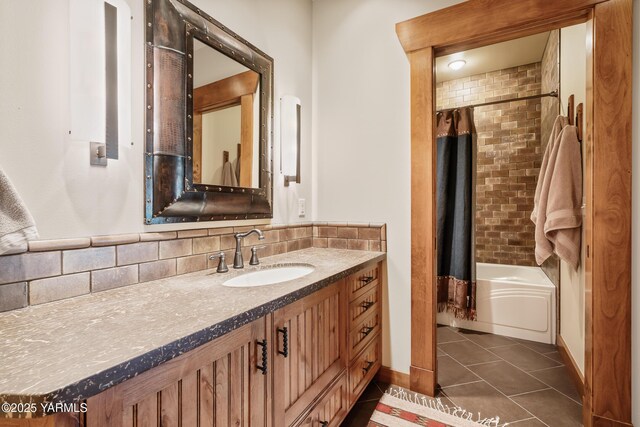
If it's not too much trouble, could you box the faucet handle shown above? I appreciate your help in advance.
[209,252,229,273]
[249,246,265,266]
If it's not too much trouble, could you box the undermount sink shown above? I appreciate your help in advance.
[222,264,315,287]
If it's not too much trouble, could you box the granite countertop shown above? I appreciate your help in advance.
[0,248,385,417]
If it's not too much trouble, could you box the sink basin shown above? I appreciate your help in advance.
[222,264,315,287]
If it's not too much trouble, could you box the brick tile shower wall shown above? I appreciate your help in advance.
[436,62,543,266]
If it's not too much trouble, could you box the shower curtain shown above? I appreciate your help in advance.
[436,107,477,320]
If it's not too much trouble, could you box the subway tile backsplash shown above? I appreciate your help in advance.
[0,222,386,312]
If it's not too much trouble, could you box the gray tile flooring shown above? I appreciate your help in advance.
[341,326,583,427]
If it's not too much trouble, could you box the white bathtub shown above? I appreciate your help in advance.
[437,263,556,344]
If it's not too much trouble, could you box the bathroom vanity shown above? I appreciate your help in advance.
[0,248,384,426]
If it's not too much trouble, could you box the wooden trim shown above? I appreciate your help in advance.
[397,0,633,424]
[239,94,254,187]
[396,0,603,54]
[591,416,634,427]
[376,366,410,389]
[408,46,437,398]
[585,1,633,425]
[556,334,585,399]
[193,70,259,113]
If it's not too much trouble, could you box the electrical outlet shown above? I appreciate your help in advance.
[297,199,306,217]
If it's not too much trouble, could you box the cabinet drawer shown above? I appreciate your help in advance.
[349,333,381,405]
[347,263,380,301]
[294,373,349,427]
[349,285,380,330]
[349,310,380,360]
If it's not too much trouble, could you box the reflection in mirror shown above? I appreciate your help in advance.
[192,40,260,188]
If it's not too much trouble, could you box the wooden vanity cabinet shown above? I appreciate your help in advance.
[85,316,271,427]
[27,261,383,427]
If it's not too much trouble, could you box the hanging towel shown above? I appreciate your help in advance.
[543,124,583,269]
[0,169,39,255]
[531,116,568,264]
[221,161,238,187]
[531,116,582,269]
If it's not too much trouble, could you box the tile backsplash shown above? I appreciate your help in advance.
[0,222,386,312]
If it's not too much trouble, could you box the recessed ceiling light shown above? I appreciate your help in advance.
[448,59,466,70]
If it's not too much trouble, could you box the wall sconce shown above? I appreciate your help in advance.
[280,96,301,186]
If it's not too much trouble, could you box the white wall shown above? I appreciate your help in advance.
[0,0,313,240]
[201,106,241,185]
[312,0,463,373]
[632,1,639,425]
[558,23,587,374]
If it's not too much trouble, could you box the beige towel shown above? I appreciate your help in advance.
[531,116,582,269]
[221,161,238,187]
[532,116,567,264]
[0,169,39,255]
[544,125,582,268]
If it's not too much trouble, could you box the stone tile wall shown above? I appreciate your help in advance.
[0,222,386,312]
[436,62,543,266]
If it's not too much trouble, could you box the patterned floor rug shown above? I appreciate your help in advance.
[368,386,507,427]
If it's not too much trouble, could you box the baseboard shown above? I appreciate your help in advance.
[556,334,585,399]
[376,366,410,388]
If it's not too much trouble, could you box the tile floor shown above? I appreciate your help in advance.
[341,326,582,427]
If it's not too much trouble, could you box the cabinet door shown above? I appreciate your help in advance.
[86,316,270,427]
[294,374,349,427]
[273,281,347,427]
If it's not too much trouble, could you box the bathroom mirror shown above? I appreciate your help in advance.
[145,0,273,224]
[192,40,260,188]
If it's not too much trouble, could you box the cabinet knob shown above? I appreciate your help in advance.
[319,421,329,427]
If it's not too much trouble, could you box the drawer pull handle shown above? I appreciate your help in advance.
[319,421,329,427]
[362,360,375,374]
[360,276,374,284]
[361,326,374,337]
[277,327,289,357]
[361,301,375,310]
[256,339,267,375]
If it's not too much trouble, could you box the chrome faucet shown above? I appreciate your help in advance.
[233,229,264,268]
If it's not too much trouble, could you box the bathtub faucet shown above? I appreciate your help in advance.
[233,229,264,269]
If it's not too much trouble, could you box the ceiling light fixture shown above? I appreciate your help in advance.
[448,59,466,70]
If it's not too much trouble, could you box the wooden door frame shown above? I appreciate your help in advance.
[396,0,633,425]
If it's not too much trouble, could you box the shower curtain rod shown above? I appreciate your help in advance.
[437,89,559,113]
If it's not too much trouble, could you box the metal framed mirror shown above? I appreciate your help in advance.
[144,0,273,224]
